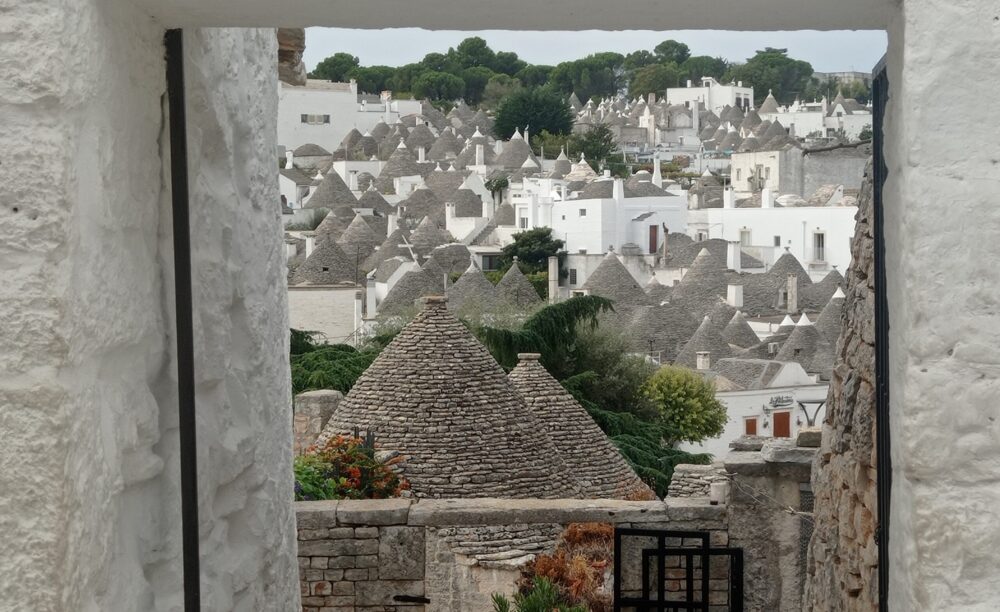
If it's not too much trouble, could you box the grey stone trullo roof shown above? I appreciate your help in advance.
[508,353,654,499]
[375,144,424,193]
[645,276,673,304]
[340,128,363,151]
[800,268,845,311]
[627,302,700,362]
[494,202,516,226]
[668,249,730,318]
[398,188,445,225]
[408,216,457,259]
[707,298,738,329]
[370,120,391,141]
[318,297,584,498]
[405,123,437,151]
[293,143,331,157]
[722,310,760,348]
[290,238,359,286]
[335,214,380,265]
[427,129,463,161]
[426,243,472,276]
[813,292,846,345]
[495,261,542,308]
[423,169,469,201]
[374,256,408,283]
[364,213,389,241]
[376,269,443,316]
[757,91,780,114]
[661,238,762,270]
[453,133,497,169]
[363,228,412,272]
[496,132,540,170]
[446,263,500,314]
[353,134,379,160]
[313,204,358,244]
[712,358,784,391]
[304,169,358,210]
[581,252,649,308]
[775,316,822,370]
[357,187,393,215]
[675,314,734,369]
[449,188,485,218]
[769,251,813,286]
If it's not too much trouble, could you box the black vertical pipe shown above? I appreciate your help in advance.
[165,28,201,612]
[872,56,891,612]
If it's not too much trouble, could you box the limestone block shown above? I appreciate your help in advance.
[760,439,818,465]
[796,427,822,448]
[337,499,412,525]
[408,498,668,526]
[729,435,766,451]
[379,526,426,580]
[294,390,344,454]
[354,580,425,606]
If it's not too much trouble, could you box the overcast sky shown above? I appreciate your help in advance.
[304,28,887,74]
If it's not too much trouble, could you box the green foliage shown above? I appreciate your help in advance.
[348,65,395,93]
[629,63,683,98]
[515,65,554,88]
[476,295,614,370]
[681,55,729,82]
[484,174,510,197]
[492,577,587,612]
[309,52,359,81]
[290,344,379,395]
[455,36,496,69]
[482,74,523,110]
[802,77,871,105]
[623,50,657,73]
[494,88,574,139]
[290,328,324,356]
[643,366,728,445]
[461,66,495,105]
[411,71,465,101]
[498,227,565,275]
[726,47,813,105]
[493,51,528,76]
[858,124,873,141]
[530,130,572,159]
[654,39,691,65]
[293,433,408,501]
[549,53,624,102]
[572,124,619,172]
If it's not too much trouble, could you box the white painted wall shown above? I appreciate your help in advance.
[288,287,360,343]
[730,150,782,192]
[703,205,857,276]
[0,8,298,609]
[551,192,687,255]
[678,382,829,458]
[666,77,755,114]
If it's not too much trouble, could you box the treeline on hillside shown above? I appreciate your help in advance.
[310,38,871,113]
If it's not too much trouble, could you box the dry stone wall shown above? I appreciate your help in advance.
[295,498,730,612]
[803,161,878,610]
[667,463,728,498]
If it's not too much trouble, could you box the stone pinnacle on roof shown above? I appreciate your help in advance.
[318,297,584,498]
[775,314,822,370]
[758,90,780,115]
[675,314,733,369]
[776,315,796,333]
[814,291,846,344]
[336,214,380,264]
[408,215,456,259]
[304,168,358,210]
[669,248,729,316]
[357,186,393,215]
[508,353,654,499]
[495,258,543,309]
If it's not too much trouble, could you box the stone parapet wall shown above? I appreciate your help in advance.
[667,463,728,497]
[803,161,877,610]
[293,389,342,454]
[296,498,729,612]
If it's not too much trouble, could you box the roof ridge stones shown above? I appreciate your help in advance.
[408,216,457,259]
[363,228,412,272]
[495,260,542,308]
[304,169,358,209]
[289,238,358,286]
[376,268,442,316]
[508,353,654,499]
[722,310,760,348]
[318,297,585,498]
[675,314,733,369]
[580,251,648,307]
[335,214,380,264]
[446,263,499,315]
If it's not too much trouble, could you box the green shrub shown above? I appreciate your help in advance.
[294,433,408,501]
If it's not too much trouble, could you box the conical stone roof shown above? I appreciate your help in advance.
[775,315,821,369]
[318,297,584,498]
[722,311,760,348]
[446,263,500,314]
[769,251,812,287]
[580,252,649,308]
[497,130,540,170]
[375,143,424,193]
[305,169,358,210]
[363,228,412,272]
[376,269,442,316]
[449,187,484,218]
[758,91,780,114]
[675,315,733,369]
[408,216,456,259]
[707,299,738,329]
[336,214,380,264]
[645,275,673,304]
[290,239,358,286]
[354,133,379,159]
[509,354,654,499]
[495,261,542,309]
[669,249,729,317]
[370,121,391,141]
[427,129,462,161]
[627,302,700,362]
[426,243,472,276]
[399,187,445,224]
[357,186,394,215]
[453,130,497,169]
[405,123,437,151]
[814,290,846,344]
[340,128,363,151]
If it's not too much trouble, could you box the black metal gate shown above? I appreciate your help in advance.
[613,528,743,612]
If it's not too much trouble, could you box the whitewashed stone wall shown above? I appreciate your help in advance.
[0,2,297,609]
[667,463,728,498]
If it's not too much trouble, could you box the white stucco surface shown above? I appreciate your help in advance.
[288,286,360,344]
[0,4,298,609]
[885,2,1000,609]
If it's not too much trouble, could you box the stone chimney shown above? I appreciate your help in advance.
[547,256,559,304]
[723,187,734,209]
[349,170,358,191]
[353,290,364,343]
[786,274,798,314]
[612,178,624,203]
[727,241,742,273]
[762,187,773,209]
[285,150,294,169]
[652,154,663,188]
[417,146,426,163]
[475,144,484,166]
[696,351,711,370]
[727,284,744,308]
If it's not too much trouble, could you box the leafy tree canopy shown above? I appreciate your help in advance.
[642,366,728,445]
[515,64,554,88]
[549,53,624,102]
[460,66,495,105]
[481,74,523,110]
[455,36,496,69]
[493,51,528,76]
[573,124,619,172]
[348,65,395,94]
[493,87,574,139]
[411,71,465,102]
[623,50,658,74]
[725,47,813,105]
[680,56,729,83]
[653,40,691,65]
[309,52,359,82]
[629,63,683,99]
[498,227,566,276]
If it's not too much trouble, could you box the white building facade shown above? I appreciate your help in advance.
[665,77,755,114]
